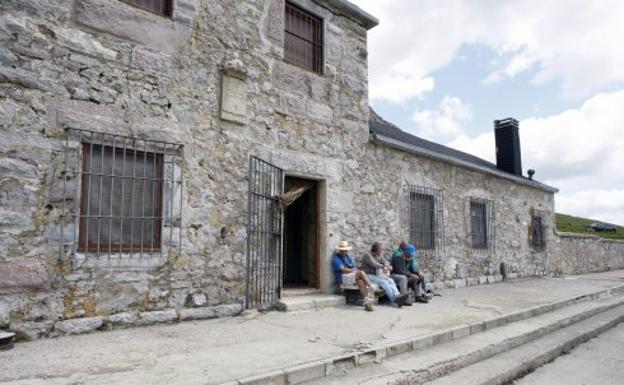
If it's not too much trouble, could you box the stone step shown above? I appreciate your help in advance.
[424,305,624,385]
[304,296,624,385]
[232,289,624,385]
[276,294,346,312]
[281,288,322,297]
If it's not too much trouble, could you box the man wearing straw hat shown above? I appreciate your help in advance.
[331,240,375,311]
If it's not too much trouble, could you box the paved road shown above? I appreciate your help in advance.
[1,271,623,385]
[513,322,624,385]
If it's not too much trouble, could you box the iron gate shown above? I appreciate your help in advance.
[246,156,284,309]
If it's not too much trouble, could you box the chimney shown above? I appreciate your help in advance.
[494,117,522,176]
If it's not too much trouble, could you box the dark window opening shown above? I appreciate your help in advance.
[284,2,323,74]
[78,143,164,253]
[531,215,545,250]
[470,200,488,249]
[410,192,435,250]
[119,0,173,17]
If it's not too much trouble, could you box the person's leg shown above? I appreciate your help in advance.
[391,274,408,295]
[407,275,418,292]
[355,275,368,297]
[355,270,373,287]
[417,271,428,293]
[384,277,400,300]
[377,276,398,302]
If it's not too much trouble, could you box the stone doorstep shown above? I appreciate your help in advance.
[228,285,624,385]
[276,294,346,312]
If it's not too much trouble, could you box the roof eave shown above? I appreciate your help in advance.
[371,133,559,194]
[325,0,379,29]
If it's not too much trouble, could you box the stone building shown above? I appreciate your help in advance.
[0,0,622,337]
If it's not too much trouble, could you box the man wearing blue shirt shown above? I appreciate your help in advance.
[331,240,375,311]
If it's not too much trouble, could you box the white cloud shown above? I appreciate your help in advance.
[446,90,624,224]
[411,96,473,142]
[352,0,624,102]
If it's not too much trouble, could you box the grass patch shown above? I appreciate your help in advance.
[556,213,624,239]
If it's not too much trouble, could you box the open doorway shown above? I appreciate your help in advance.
[283,176,319,289]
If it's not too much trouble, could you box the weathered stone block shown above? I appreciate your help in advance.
[9,321,52,340]
[54,317,103,335]
[138,309,177,325]
[0,64,58,92]
[0,302,9,326]
[213,303,243,317]
[0,260,50,291]
[179,307,216,321]
[308,101,333,123]
[221,72,248,125]
[108,312,139,327]
[74,0,192,54]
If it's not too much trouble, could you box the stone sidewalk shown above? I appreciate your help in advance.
[1,271,624,385]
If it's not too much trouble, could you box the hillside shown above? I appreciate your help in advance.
[556,213,624,239]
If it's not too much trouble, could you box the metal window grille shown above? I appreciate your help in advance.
[284,2,323,74]
[531,215,545,250]
[59,128,183,260]
[119,0,173,17]
[470,198,495,251]
[408,185,443,254]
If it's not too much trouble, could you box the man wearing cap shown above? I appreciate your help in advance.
[361,242,410,307]
[392,243,429,303]
[331,241,375,311]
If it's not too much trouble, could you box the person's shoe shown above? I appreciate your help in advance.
[395,293,409,308]
[364,299,374,311]
[415,295,429,303]
[403,299,413,306]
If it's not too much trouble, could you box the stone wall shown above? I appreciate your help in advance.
[549,233,624,275]
[0,0,373,337]
[1,0,620,339]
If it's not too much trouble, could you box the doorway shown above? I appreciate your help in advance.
[283,176,319,289]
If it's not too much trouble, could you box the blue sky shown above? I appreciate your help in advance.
[351,0,624,225]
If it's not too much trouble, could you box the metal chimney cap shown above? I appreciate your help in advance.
[494,117,519,128]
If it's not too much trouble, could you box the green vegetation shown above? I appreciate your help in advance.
[556,213,624,239]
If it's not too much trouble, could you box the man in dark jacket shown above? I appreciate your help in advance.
[391,243,429,303]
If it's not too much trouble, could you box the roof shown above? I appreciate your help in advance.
[369,109,559,193]
[325,0,379,30]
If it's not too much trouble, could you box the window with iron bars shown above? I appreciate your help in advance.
[59,128,183,260]
[469,198,495,251]
[530,214,545,250]
[119,0,173,17]
[284,2,323,74]
[409,186,443,253]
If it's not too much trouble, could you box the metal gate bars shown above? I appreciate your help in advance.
[246,156,284,309]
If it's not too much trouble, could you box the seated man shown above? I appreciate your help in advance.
[361,242,409,307]
[391,243,429,303]
[331,241,375,311]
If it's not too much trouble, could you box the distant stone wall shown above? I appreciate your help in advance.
[549,233,624,275]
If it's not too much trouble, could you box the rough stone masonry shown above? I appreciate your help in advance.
[0,0,623,339]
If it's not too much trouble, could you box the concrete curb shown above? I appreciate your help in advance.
[228,284,624,385]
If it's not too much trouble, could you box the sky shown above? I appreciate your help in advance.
[350,0,624,225]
